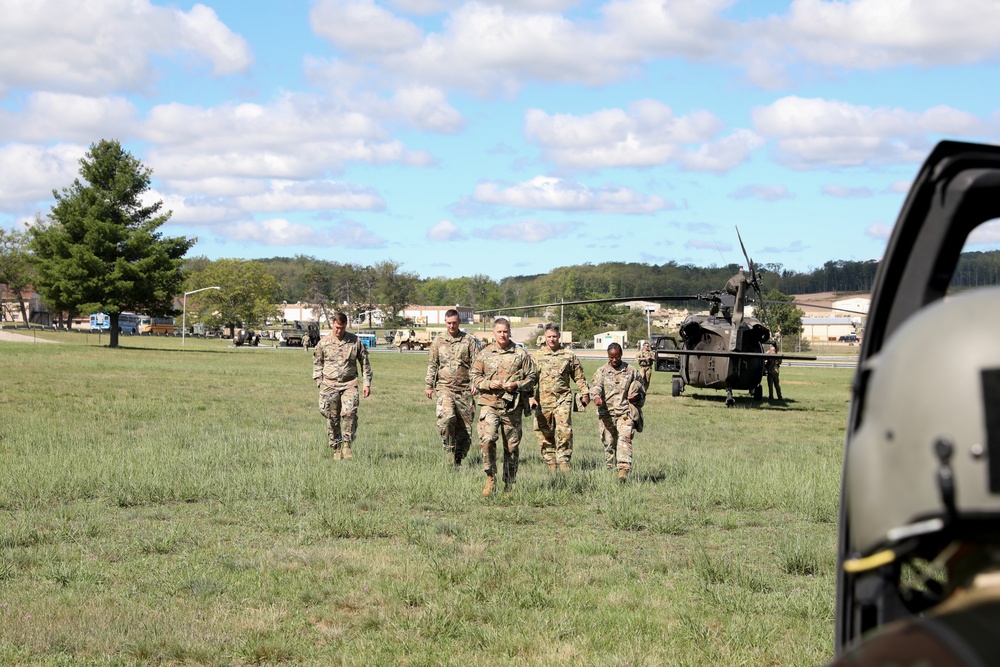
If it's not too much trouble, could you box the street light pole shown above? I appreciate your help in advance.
[182,286,221,347]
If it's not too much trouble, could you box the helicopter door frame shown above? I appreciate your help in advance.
[836,140,1000,654]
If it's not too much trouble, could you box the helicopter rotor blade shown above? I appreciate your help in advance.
[736,226,763,294]
[760,299,868,316]
[474,295,703,314]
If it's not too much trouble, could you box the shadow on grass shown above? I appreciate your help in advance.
[635,470,668,484]
[686,393,807,410]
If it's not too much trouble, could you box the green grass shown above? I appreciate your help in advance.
[0,333,849,665]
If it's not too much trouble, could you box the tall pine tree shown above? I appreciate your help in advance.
[30,140,194,347]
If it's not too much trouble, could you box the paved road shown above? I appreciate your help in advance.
[0,330,59,343]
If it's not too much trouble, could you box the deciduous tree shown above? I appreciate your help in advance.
[757,288,804,343]
[184,258,280,335]
[0,227,33,324]
[375,260,417,326]
[29,140,193,347]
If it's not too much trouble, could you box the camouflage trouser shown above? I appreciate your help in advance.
[766,368,781,399]
[598,411,635,472]
[318,382,360,451]
[640,366,652,390]
[478,405,523,485]
[436,389,475,462]
[533,400,574,465]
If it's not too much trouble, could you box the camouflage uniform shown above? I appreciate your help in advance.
[590,361,643,472]
[765,349,782,400]
[471,341,537,488]
[425,330,479,464]
[531,345,588,467]
[636,348,654,389]
[312,332,373,455]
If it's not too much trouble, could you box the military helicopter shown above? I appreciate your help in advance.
[476,230,816,407]
[835,140,1000,656]
[650,231,817,405]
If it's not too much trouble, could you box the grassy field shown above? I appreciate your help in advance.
[0,333,850,666]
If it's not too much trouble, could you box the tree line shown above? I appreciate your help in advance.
[4,138,1000,348]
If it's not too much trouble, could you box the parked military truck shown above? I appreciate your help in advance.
[280,321,320,348]
[389,328,438,350]
[535,330,573,347]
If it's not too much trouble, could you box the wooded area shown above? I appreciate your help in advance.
[238,251,999,312]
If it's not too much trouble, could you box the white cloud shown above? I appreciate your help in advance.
[175,4,255,75]
[601,0,736,59]
[887,180,912,194]
[0,93,139,143]
[141,94,433,181]
[677,129,764,172]
[822,185,874,198]
[397,4,629,92]
[865,223,893,240]
[729,184,793,202]
[752,96,993,168]
[473,176,672,214]
[161,177,271,197]
[145,190,244,226]
[761,240,809,254]
[968,220,1000,246]
[219,218,386,248]
[0,0,251,97]
[391,86,464,133]
[687,239,732,251]
[427,220,467,241]
[234,181,385,213]
[311,0,424,55]
[783,0,1000,70]
[734,0,1000,86]
[473,220,575,243]
[0,143,86,209]
[309,0,739,96]
[525,101,759,172]
[149,180,385,225]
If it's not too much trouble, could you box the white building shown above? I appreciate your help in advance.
[802,317,855,342]
[280,302,322,324]
[594,330,628,349]
[399,305,474,325]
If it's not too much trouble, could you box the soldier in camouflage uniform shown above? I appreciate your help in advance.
[470,318,538,496]
[528,323,588,472]
[590,342,644,483]
[764,341,782,400]
[425,309,479,467]
[636,342,654,390]
[312,312,373,460]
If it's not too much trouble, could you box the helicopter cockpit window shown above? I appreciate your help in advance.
[947,218,1000,295]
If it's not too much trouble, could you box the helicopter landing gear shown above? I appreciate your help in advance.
[725,387,736,408]
[671,377,683,397]
[752,385,763,401]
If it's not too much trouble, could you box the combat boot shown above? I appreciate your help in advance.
[558,461,571,472]
[617,468,628,483]
[547,461,557,472]
[445,449,456,466]
[332,450,343,461]
[482,474,496,497]
[342,444,353,459]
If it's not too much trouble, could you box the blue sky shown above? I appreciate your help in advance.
[2,0,1000,281]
